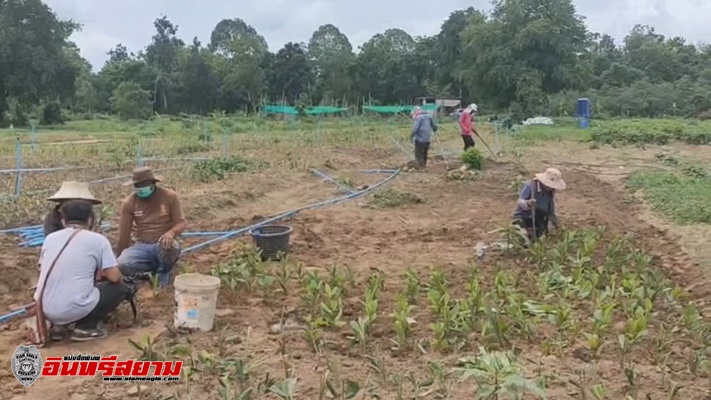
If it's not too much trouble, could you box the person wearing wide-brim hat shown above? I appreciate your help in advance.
[44,182,101,237]
[116,166,186,287]
[512,167,566,241]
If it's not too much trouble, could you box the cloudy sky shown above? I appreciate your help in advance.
[46,0,710,71]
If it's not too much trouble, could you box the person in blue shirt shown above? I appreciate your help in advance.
[512,168,565,240]
[410,107,438,169]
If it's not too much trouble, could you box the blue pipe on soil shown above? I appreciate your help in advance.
[310,169,355,194]
[0,168,400,253]
[182,231,232,237]
[358,169,400,174]
[0,308,28,324]
[0,166,92,174]
[139,157,210,162]
[181,168,400,255]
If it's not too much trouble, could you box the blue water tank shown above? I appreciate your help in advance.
[576,98,590,129]
[576,98,590,119]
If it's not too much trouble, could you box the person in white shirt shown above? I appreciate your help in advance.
[34,200,127,342]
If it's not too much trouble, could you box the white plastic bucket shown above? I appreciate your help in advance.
[173,273,221,332]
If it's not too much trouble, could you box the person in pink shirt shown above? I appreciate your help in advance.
[458,103,478,150]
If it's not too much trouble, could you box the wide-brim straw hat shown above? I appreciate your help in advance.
[47,181,101,204]
[535,168,566,191]
[123,166,163,186]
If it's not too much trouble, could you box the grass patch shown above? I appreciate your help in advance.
[191,156,260,182]
[510,122,592,144]
[461,148,485,170]
[592,119,711,145]
[367,189,423,208]
[627,168,711,224]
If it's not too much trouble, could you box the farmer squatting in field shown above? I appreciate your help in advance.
[35,199,129,342]
[410,106,438,169]
[116,167,187,287]
[512,168,565,241]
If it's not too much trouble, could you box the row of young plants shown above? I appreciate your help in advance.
[133,227,709,399]
[590,119,711,145]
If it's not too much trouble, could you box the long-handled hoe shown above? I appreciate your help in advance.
[433,132,452,171]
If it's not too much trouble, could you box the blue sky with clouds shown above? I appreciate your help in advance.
[45,0,711,71]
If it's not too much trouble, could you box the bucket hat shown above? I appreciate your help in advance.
[123,166,163,186]
[47,182,101,204]
[535,168,566,191]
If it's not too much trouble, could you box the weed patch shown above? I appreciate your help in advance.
[627,168,711,224]
[191,156,261,182]
[367,189,423,208]
[460,148,485,170]
[592,119,711,145]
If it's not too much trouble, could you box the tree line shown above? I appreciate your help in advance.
[2,0,711,126]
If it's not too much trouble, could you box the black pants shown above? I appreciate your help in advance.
[462,135,475,150]
[75,281,129,329]
[414,141,430,168]
[513,215,548,240]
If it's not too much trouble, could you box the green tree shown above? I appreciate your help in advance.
[265,42,314,103]
[0,0,82,125]
[144,16,185,112]
[308,24,354,104]
[110,81,152,120]
[209,18,268,111]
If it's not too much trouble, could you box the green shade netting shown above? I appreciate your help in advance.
[363,104,440,113]
[262,105,348,115]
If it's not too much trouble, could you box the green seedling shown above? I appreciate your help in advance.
[456,347,546,399]
[348,317,369,352]
[300,271,323,313]
[274,257,293,295]
[590,383,607,400]
[129,335,165,361]
[403,267,421,303]
[392,293,415,351]
[269,378,298,400]
[303,315,323,353]
[583,332,605,359]
[318,283,344,327]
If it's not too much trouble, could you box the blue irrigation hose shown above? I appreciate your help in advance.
[310,169,355,194]
[0,308,29,324]
[139,157,210,162]
[182,231,232,237]
[1,168,400,254]
[17,223,111,247]
[180,168,400,255]
[0,166,92,174]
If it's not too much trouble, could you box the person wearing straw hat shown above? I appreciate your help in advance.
[44,182,101,236]
[116,167,186,287]
[512,168,565,241]
[459,103,478,151]
[410,106,438,169]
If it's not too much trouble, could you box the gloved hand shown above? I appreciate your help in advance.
[520,198,536,210]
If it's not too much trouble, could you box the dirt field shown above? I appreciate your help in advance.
[0,127,709,400]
